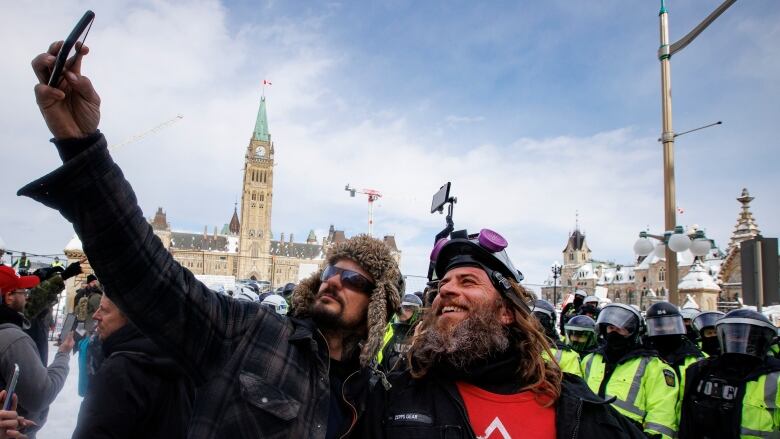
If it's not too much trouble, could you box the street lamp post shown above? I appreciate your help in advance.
[657,0,736,305]
[551,262,562,308]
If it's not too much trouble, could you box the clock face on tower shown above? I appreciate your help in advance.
[255,146,266,158]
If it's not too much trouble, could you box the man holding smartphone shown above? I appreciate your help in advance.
[25,41,403,438]
[0,266,73,438]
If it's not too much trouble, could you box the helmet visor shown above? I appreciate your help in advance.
[692,312,723,331]
[565,328,596,351]
[717,323,775,357]
[596,306,638,334]
[647,315,686,337]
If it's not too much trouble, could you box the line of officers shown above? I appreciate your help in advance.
[532,293,780,439]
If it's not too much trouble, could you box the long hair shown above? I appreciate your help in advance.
[407,280,562,405]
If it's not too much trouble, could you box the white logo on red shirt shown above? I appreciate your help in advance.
[478,417,512,439]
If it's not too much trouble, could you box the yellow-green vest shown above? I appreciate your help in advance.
[674,353,707,423]
[543,347,582,377]
[376,322,395,365]
[581,352,679,439]
[740,370,780,438]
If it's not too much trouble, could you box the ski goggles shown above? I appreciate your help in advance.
[321,265,374,294]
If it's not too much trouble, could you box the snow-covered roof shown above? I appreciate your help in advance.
[64,234,83,252]
[596,265,635,285]
[574,263,598,280]
[678,262,721,292]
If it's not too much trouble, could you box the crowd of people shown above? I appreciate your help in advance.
[0,40,778,439]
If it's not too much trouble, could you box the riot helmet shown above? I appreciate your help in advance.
[596,303,642,338]
[531,299,557,340]
[692,311,725,333]
[583,296,599,306]
[432,228,530,312]
[645,302,686,337]
[564,315,597,354]
[281,283,296,300]
[716,309,777,359]
[680,307,701,321]
[261,294,289,315]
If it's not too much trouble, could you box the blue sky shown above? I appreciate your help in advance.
[1,0,778,289]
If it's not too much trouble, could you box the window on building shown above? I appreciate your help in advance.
[251,243,259,258]
[659,268,666,282]
[569,252,574,261]
[260,193,264,202]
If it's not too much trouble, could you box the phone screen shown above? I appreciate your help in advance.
[2,364,20,411]
[430,182,451,213]
[59,313,77,343]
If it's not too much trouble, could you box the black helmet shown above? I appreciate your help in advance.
[596,303,642,338]
[716,309,777,359]
[645,302,685,337]
[692,311,724,332]
[431,228,530,311]
[531,299,557,339]
[282,283,296,300]
[564,315,597,353]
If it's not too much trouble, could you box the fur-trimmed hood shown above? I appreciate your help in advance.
[291,235,402,367]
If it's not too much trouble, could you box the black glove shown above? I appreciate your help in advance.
[33,266,64,282]
[62,261,83,281]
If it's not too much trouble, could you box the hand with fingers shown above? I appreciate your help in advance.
[31,41,100,140]
[0,390,29,439]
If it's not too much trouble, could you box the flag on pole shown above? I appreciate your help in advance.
[263,80,272,85]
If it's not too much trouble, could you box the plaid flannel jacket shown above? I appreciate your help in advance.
[19,135,336,438]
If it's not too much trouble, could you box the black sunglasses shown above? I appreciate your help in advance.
[321,265,374,294]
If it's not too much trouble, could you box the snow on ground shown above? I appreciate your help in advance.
[36,342,81,439]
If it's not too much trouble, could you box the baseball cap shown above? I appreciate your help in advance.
[0,265,40,296]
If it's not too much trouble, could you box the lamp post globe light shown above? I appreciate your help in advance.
[656,0,736,305]
[551,261,562,308]
[633,226,712,303]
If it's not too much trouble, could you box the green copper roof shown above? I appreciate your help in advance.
[253,97,270,142]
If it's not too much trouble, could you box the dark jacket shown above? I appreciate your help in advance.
[19,133,366,438]
[360,370,646,438]
[72,323,195,438]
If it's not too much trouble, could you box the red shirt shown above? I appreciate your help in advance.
[456,381,556,439]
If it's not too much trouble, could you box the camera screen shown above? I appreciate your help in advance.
[430,182,451,213]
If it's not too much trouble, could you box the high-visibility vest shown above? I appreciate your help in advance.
[376,322,395,365]
[581,352,679,439]
[671,353,707,423]
[740,370,780,438]
[543,346,582,377]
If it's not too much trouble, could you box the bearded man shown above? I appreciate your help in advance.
[361,228,644,438]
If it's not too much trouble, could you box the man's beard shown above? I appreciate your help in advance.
[308,292,366,361]
[410,299,511,372]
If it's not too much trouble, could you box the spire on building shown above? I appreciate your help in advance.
[727,188,761,251]
[151,207,170,231]
[307,230,318,244]
[253,96,270,142]
[229,203,240,235]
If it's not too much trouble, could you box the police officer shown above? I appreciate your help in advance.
[679,309,780,438]
[560,289,586,334]
[532,299,583,377]
[645,302,706,418]
[377,293,423,371]
[580,295,600,320]
[692,311,725,358]
[564,314,599,357]
[581,303,679,438]
[679,307,701,344]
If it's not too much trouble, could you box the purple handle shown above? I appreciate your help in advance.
[430,238,448,261]
[478,229,507,252]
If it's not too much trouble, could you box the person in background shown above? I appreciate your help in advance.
[644,302,706,420]
[559,289,586,334]
[49,258,63,269]
[579,295,600,320]
[563,315,599,357]
[532,299,583,377]
[0,266,73,438]
[581,303,679,438]
[679,308,701,344]
[11,254,31,277]
[678,309,780,438]
[72,295,195,438]
[692,311,724,358]
[377,293,422,371]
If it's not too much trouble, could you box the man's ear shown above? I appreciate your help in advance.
[499,305,515,325]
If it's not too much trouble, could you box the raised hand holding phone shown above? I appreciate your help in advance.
[31,11,100,140]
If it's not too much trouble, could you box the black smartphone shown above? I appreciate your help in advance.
[59,313,77,344]
[430,182,451,213]
[2,364,20,411]
[48,10,95,87]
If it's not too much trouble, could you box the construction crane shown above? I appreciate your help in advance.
[345,184,382,237]
[110,114,184,150]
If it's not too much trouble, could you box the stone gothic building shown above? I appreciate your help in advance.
[540,189,767,311]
